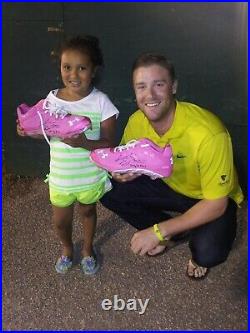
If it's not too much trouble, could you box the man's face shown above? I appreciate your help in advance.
[133,64,177,123]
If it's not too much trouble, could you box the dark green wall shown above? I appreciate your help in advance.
[3,2,247,193]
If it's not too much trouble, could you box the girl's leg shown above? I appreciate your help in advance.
[78,203,99,275]
[52,204,74,258]
[78,203,97,257]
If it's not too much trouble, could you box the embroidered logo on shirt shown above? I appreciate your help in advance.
[219,174,229,185]
[176,153,186,159]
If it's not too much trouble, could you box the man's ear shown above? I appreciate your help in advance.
[172,80,178,94]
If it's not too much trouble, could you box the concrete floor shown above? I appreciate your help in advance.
[3,176,248,330]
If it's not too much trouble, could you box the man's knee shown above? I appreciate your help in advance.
[190,243,233,268]
[100,190,115,210]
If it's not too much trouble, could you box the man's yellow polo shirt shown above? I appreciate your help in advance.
[121,101,244,205]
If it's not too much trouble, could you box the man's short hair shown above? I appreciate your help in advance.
[132,53,176,82]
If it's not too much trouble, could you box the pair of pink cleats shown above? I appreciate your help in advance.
[17,100,173,179]
[17,99,91,141]
[90,138,173,179]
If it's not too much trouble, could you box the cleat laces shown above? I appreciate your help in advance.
[114,139,150,152]
[38,100,71,145]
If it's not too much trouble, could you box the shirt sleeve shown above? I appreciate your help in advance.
[100,94,119,122]
[120,116,139,144]
[198,132,235,200]
[120,111,145,144]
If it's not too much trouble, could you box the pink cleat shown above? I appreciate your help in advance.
[17,99,91,143]
[90,138,173,179]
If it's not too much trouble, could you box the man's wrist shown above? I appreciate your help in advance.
[153,223,171,243]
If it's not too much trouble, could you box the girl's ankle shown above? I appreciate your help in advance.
[82,246,94,258]
[62,246,73,259]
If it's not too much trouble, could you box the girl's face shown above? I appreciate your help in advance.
[60,49,96,98]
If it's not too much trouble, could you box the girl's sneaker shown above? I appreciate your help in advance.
[80,254,100,275]
[55,255,73,274]
[17,99,91,141]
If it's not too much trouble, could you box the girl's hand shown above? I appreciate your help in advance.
[111,172,141,182]
[16,120,26,137]
[62,132,88,148]
[16,120,44,139]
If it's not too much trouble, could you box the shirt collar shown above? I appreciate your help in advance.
[161,100,187,140]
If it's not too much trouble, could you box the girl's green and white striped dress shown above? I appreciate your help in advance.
[46,88,119,193]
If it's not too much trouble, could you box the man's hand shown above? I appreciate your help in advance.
[111,172,141,182]
[130,227,160,255]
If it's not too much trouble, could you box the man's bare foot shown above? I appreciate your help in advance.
[186,259,208,279]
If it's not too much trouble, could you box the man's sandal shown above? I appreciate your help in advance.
[186,259,208,280]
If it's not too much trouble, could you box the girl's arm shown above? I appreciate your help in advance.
[62,115,117,149]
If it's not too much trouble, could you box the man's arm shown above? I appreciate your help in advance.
[130,196,228,255]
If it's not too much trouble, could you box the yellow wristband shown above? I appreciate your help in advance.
[153,224,164,242]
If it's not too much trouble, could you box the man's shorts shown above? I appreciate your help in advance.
[49,180,111,207]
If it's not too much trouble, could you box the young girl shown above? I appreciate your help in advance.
[17,35,119,275]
